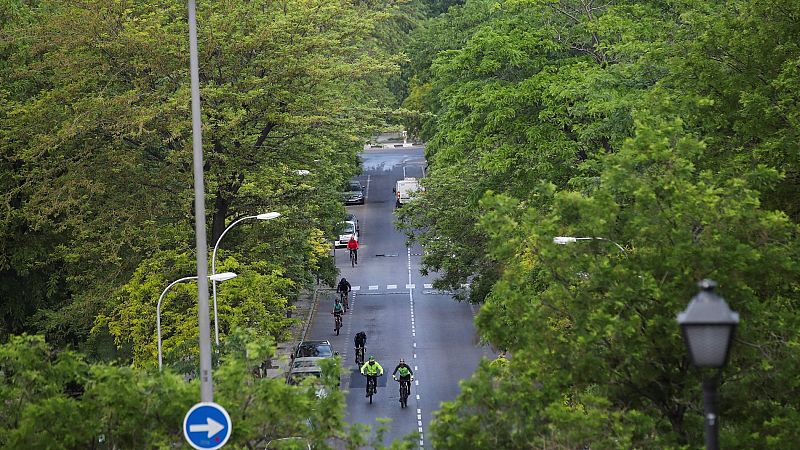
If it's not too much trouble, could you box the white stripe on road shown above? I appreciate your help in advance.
[369,285,378,290]
[387,284,397,290]
[406,284,415,289]
[351,286,360,291]
[424,283,432,289]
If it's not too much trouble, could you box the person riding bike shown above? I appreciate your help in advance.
[392,358,414,394]
[360,356,383,396]
[332,299,344,331]
[354,331,367,349]
[354,331,367,363]
[337,277,351,308]
[392,358,414,407]
[347,236,359,264]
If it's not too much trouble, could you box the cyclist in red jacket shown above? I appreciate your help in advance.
[347,236,359,265]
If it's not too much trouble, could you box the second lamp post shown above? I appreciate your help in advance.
[211,212,281,347]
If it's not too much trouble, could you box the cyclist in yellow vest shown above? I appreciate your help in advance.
[360,356,384,396]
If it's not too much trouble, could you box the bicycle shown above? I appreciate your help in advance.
[333,312,342,335]
[355,346,365,366]
[339,290,349,312]
[349,248,357,267]
[394,375,413,408]
[365,374,377,404]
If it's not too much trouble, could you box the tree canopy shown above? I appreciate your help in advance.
[399,0,800,447]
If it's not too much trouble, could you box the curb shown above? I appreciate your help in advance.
[300,286,320,343]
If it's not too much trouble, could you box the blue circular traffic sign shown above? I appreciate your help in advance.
[183,402,232,450]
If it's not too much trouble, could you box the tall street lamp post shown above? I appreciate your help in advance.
[211,212,281,347]
[157,272,238,371]
[186,0,215,403]
[677,279,740,450]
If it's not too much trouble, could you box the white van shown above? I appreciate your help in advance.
[394,177,420,207]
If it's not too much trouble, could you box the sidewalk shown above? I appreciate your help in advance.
[265,286,321,379]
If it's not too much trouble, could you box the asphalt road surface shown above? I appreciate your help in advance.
[304,146,490,448]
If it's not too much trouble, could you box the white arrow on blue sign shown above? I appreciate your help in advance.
[183,402,232,450]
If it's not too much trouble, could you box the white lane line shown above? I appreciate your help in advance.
[415,366,418,371]
[406,284,415,289]
[415,379,419,385]
[387,284,397,290]
[369,285,378,290]
[351,286,361,291]
[365,174,371,200]
[416,394,420,400]
[418,414,422,420]
[418,421,422,426]
[413,353,417,358]
[413,342,416,348]
[418,427,423,433]
[424,283,432,289]
[412,332,415,337]
[417,408,421,413]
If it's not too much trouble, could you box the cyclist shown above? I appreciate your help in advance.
[360,356,384,396]
[392,358,414,402]
[337,277,351,309]
[332,299,344,331]
[347,236,359,265]
[354,331,367,363]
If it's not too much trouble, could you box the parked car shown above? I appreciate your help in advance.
[345,213,360,233]
[292,340,335,359]
[334,220,359,247]
[342,180,365,205]
[288,340,337,397]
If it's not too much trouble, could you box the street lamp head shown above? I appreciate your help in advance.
[553,236,578,245]
[209,272,238,282]
[677,279,740,368]
[256,212,281,221]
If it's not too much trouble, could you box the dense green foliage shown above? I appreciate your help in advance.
[400,0,800,447]
[0,331,415,449]
[0,0,399,361]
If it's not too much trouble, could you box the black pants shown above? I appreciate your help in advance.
[365,375,377,393]
[349,248,358,263]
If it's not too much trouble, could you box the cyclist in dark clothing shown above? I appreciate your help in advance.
[354,331,367,349]
[337,278,351,295]
[354,331,367,365]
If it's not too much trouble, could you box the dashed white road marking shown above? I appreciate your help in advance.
[351,286,361,291]
[424,283,432,289]
[408,246,425,449]
[415,366,418,371]
[387,284,397,290]
[369,285,378,290]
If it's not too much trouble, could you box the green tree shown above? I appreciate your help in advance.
[0,0,399,353]
[1,331,408,449]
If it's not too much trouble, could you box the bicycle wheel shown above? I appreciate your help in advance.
[350,250,355,267]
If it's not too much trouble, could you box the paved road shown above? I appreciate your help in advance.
[304,146,490,448]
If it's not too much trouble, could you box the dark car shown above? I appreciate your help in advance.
[342,180,365,205]
[293,340,334,359]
